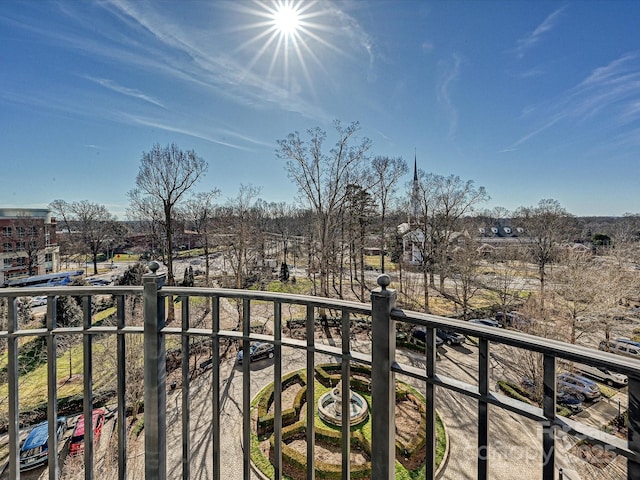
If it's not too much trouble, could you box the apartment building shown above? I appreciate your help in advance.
[0,208,60,286]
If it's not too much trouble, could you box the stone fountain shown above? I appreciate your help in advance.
[317,379,369,427]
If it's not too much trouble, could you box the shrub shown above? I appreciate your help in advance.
[497,381,533,404]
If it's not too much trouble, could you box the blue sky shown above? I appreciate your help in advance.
[1,0,639,218]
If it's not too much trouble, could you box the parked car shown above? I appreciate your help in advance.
[573,364,628,387]
[599,338,640,360]
[69,409,106,455]
[236,342,275,364]
[28,296,47,308]
[557,372,601,401]
[469,318,502,328]
[557,390,583,413]
[19,418,67,471]
[411,328,444,347]
[436,329,466,346]
[495,311,529,328]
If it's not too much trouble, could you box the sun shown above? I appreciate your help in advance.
[272,3,300,36]
[232,0,341,93]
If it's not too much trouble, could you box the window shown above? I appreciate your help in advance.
[2,226,12,237]
[29,226,37,236]
[3,243,13,252]
[3,258,13,267]
[15,241,26,251]
[45,253,53,262]
[17,227,26,237]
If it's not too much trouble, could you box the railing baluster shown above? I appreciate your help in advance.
[273,301,283,480]
[370,274,396,480]
[47,296,58,480]
[306,304,315,480]
[212,296,221,480]
[542,354,556,480]
[242,298,251,480]
[7,296,20,480]
[341,310,351,480]
[82,295,94,480]
[116,294,127,480]
[181,295,190,480]
[478,338,490,480]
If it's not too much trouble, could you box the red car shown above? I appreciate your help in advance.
[69,409,106,455]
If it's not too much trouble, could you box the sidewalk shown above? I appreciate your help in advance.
[575,390,627,430]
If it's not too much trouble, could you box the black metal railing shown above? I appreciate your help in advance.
[0,265,638,480]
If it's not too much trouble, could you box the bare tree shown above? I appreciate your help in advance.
[277,120,371,298]
[183,189,221,285]
[343,183,376,301]
[550,248,600,344]
[128,143,208,290]
[515,199,573,312]
[484,246,528,321]
[50,200,120,275]
[370,156,408,273]
[410,171,488,312]
[222,184,262,291]
[6,213,48,276]
[447,234,483,319]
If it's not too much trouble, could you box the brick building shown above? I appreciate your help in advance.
[0,208,60,286]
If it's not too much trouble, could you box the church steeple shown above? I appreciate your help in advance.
[410,150,420,226]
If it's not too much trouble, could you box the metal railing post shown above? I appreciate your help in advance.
[542,354,556,480]
[47,296,59,480]
[7,297,20,480]
[143,261,167,479]
[371,274,397,480]
[628,374,640,480]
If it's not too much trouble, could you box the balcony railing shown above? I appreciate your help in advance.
[0,264,639,479]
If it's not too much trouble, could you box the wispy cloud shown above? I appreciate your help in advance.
[503,52,640,151]
[119,113,256,152]
[514,6,567,59]
[437,54,462,140]
[84,76,165,108]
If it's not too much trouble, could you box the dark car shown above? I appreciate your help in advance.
[236,342,275,364]
[495,311,529,328]
[469,318,502,328]
[20,418,67,471]
[436,329,466,346]
[557,390,583,413]
[411,328,444,346]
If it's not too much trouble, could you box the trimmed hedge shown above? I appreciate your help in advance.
[315,363,372,393]
[272,422,371,479]
[257,371,306,435]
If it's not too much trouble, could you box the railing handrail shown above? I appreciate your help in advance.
[3,285,637,376]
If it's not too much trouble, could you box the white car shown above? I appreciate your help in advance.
[29,296,47,308]
[573,364,628,387]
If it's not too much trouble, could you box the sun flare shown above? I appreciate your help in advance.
[272,4,300,36]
